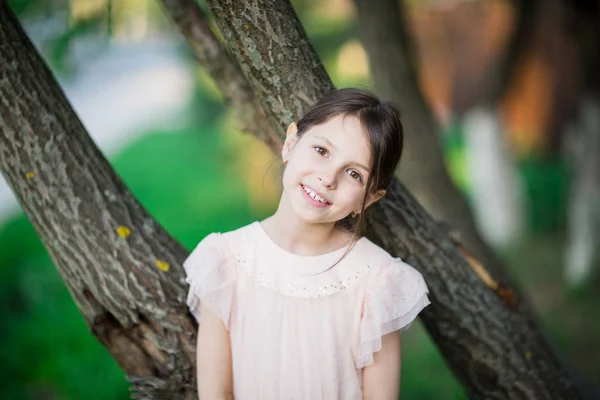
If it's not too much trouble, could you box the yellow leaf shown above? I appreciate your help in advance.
[116,226,131,238]
[25,172,35,179]
[525,351,532,359]
[156,259,170,272]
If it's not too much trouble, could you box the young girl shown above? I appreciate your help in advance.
[184,88,430,399]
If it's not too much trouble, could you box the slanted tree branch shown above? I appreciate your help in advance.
[0,4,197,399]
[159,0,282,150]
[0,0,591,398]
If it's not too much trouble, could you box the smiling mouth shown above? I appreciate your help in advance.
[301,184,331,205]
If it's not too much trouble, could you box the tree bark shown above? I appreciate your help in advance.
[0,0,592,399]
[0,4,197,399]
[202,0,588,398]
[158,0,281,151]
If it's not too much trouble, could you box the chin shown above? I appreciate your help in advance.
[294,206,346,226]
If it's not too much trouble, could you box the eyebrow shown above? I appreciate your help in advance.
[314,135,371,173]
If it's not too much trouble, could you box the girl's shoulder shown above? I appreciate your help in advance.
[354,237,428,295]
[354,240,431,368]
[199,221,257,249]
[184,222,257,272]
[183,224,258,327]
[349,236,395,273]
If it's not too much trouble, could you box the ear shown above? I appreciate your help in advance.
[363,189,386,210]
[282,122,299,164]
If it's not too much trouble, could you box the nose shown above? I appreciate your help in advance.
[318,170,336,189]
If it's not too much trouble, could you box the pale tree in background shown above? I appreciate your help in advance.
[446,0,527,249]
[558,0,600,287]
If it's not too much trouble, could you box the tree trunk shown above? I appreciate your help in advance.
[158,0,281,151]
[564,98,600,286]
[558,0,600,288]
[352,0,522,285]
[202,0,588,397]
[462,107,524,248]
[442,0,529,248]
[0,4,197,399]
[0,0,592,398]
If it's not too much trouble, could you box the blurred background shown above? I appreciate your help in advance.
[1,0,599,398]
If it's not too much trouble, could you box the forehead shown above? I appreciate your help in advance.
[304,114,372,164]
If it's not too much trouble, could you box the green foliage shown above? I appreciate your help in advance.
[0,218,130,399]
[112,127,258,245]
[441,121,469,192]
[519,155,571,234]
[7,0,67,16]
[400,323,467,399]
[50,14,109,73]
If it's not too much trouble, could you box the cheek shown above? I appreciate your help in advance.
[338,182,366,206]
[282,159,305,188]
[285,150,312,177]
[281,165,294,187]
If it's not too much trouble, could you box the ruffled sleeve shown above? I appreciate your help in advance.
[184,233,236,329]
[355,258,430,369]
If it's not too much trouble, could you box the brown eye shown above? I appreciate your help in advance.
[347,170,362,182]
[314,146,328,156]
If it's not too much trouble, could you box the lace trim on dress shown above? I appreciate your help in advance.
[355,259,430,369]
[223,226,379,298]
[184,233,236,328]
[229,242,374,298]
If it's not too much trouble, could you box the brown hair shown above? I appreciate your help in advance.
[292,88,404,269]
[295,88,403,235]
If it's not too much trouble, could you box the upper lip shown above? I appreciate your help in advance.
[302,184,331,204]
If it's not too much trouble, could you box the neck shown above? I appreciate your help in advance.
[261,194,349,256]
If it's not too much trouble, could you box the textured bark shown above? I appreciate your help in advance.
[158,0,281,151]
[0,0,592,398]
[0,4,197,399]
[206,0,335,133]
[203,0,588,398]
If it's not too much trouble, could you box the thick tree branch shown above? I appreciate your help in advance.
[0,4,197,399]
[1,0,592,398]
[158,0,282,151]
[202,0,587,397]
[491,0,538,103]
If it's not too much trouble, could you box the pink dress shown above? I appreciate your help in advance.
[184,221,430,399]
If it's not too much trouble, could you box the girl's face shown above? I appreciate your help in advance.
[281,114,384,225]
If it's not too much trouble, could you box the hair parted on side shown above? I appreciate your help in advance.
[294,87,404,238]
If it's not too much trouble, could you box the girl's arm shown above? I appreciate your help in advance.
[362,331,402,400]
[196,302,234,400]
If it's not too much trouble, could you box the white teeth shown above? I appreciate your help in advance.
[303,185,328,204]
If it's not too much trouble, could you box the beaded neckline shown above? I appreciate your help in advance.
[227,222,374,298]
